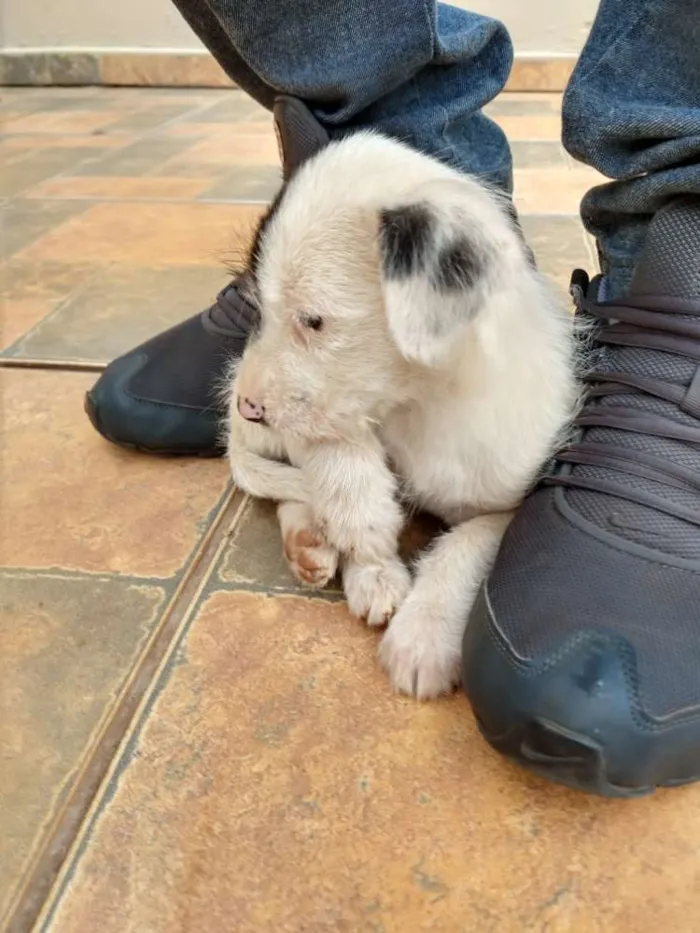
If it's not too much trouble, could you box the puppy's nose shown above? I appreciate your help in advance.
[237,396,267,424]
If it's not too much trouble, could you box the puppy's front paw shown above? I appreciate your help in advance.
[343,559,411,627]
[379,603,462,699]
[283,526,339,589]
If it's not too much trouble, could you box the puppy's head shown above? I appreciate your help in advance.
[234,133,526,440]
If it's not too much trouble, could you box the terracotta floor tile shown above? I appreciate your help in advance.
[510,140,569,170]
[0,110,29,125]
[0,134,133,152]
[0,369,230,575]
[151,160,232,180]
[217,498,341,594]
[507,59,574,93]
[520,215,595,292]
[16,202,264,267]
[0,87,99,105]
[162,122,223,138]
[514,167,608,215]
[0,140,35,169]
[199,165,282,201]
[6,264,228,363]
[2,94,129,115]
[41,589,700,933]
[491,112,561,141]
[183,94,268,124]
[485,94,561,116]
[2,110,128,135]
[0,200,91,261]
[500,91,565,105]
[0,148,113,198]
[173,131,279,166]
[0,88,43,108]
[92,88,226,108]
[100,103,205,135]
[27,176,212,201]
[208,119,272,136]
[0,257,100,304]
[70,137,196,177]
[0,298,55,350]
[217,498,440,595]
[0,569,166,921]
[165,120,272,145]
[164,122,256,139]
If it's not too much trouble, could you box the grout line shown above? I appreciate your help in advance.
[0,357,106,372]
[4,138,145,200]
[8,93,239,200]
[3,487,247,933]
[0,255,113,360]
[7,185,584,211]
[0,565,180,587]
[32,490,251,933]
[7,194,584,213]
[211,577,344,600]
[6,92,240,201]
[17,193,272,205]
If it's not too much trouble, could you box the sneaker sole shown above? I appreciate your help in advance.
[463,586,700,798]
[475,715,700,798]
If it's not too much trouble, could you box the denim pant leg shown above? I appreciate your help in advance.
[562,0,700,298]
[170,0,514,191]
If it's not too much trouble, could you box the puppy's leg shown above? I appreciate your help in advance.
[227,407,309,503]
[277,500,339,590]
[379,511,514,699]
[231,445,308,502]
[304,438,411,626]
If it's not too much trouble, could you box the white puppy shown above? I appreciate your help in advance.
[225,132,577,699]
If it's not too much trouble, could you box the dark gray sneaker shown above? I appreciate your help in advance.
[85,96,329,456]
[463,197,700,797]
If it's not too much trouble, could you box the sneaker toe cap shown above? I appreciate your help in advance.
[463,491,700,796]
[86,350,224,456]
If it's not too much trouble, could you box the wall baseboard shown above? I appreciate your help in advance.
[0,49,575,93]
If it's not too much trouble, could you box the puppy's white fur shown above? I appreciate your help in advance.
[225,132,577,699]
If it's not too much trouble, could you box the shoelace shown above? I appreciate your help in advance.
[205,280,260,336]
[544,270,700,527]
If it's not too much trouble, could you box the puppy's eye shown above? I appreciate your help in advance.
[300,312,323,332]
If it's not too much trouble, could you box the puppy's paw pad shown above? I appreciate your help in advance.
[379,607,461,699]
[283,527,339,590]
[344,560,411,627]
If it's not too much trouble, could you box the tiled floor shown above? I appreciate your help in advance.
[2,86,697,933]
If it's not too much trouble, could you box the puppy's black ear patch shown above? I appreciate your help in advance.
[433,239,482,291]
[379,204,435,279]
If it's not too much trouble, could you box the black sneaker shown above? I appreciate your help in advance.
[463,197,700,797]
[85,96,329,456]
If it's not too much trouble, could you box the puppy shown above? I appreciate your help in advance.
[225,132,577,699]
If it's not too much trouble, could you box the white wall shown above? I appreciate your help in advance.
[471,0,595,54]
[1,0,596,55]
[0,0,199,51]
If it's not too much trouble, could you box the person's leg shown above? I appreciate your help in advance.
[86,0,514,455]
[171,0,513,189]
[464,0,700,796]
[562,0,700,297]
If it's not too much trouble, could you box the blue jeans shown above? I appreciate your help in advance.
[172,0,700,298]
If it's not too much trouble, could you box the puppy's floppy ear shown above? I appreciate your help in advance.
[378,198,494,366]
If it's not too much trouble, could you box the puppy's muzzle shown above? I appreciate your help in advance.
[237,396,268,425]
